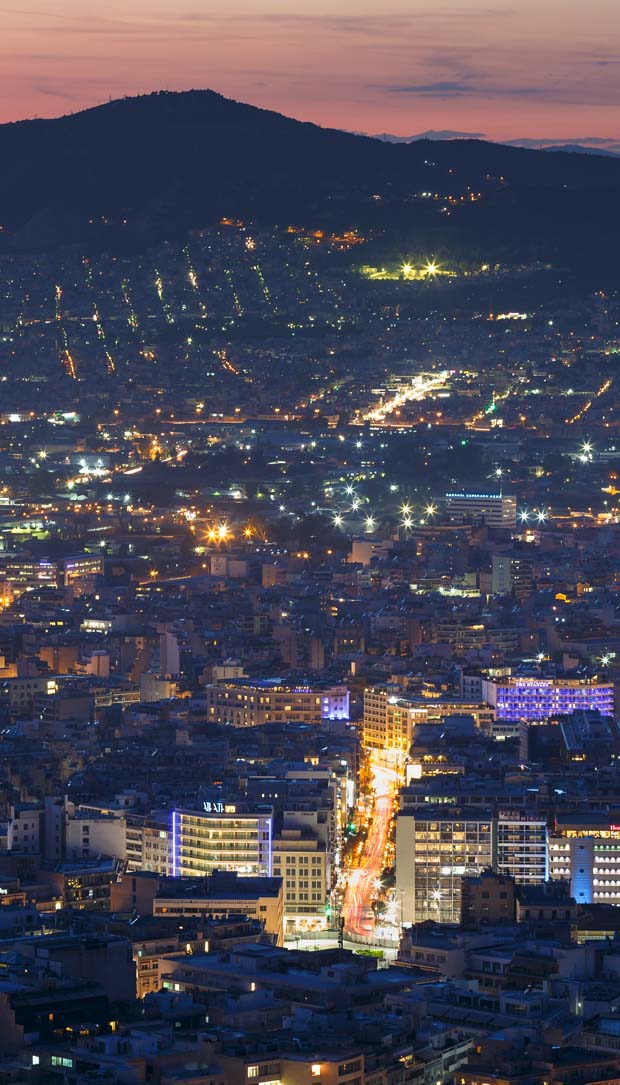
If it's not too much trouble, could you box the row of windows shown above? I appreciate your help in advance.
[247,1063,280,1078]
[414,824,492,833]
[273,855,322,865]
[283,880,323,889]
[285,892,323,901]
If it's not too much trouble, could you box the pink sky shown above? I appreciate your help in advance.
[1,0,619,140]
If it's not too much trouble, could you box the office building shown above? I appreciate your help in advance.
[396,808,548,924]
[496,810,548,884]
[445,492,517,529]
[4,554,103,596]
[396,810,494,925]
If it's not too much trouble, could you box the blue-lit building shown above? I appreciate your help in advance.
[550,815,620,906]
[482,676,614,722]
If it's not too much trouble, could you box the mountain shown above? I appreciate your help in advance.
[504,136,620,156]
[365,129,486,142]
[371,130,620,157]
[541,144,619,158]
[1,90,620,272]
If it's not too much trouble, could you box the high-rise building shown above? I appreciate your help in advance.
[172,804,273,878]
[396,808,548,924]
[496,811,548,884]
[396,809,494,924]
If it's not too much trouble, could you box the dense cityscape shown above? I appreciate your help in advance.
[1,87,620,1085]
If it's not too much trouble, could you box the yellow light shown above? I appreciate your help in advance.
[149,569,157,578]
[217,523,230,541]
[243,526,254,539]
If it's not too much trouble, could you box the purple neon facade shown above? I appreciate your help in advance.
[265,813,273,876]
[321,689,349,721]
[493,678,614,721]
[172,809,179,877]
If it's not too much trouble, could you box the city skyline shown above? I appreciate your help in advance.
[1,0,619,141]
[3,4,620,1079]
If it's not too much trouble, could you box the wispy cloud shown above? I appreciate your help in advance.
[386,74,620,106]
[32,83,77,100]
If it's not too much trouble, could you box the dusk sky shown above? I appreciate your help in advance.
[2,0,619,140]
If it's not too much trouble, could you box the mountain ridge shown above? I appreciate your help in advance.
[0,89,619,270]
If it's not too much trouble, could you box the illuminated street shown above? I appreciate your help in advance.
[357,370,450,425]
[343,759,400,938]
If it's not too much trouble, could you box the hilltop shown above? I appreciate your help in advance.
[0,89,618,271]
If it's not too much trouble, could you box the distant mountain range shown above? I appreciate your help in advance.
[1,90,619,276]
[368,129,620,157]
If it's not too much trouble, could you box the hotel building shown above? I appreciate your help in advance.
[172,804,273,878]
